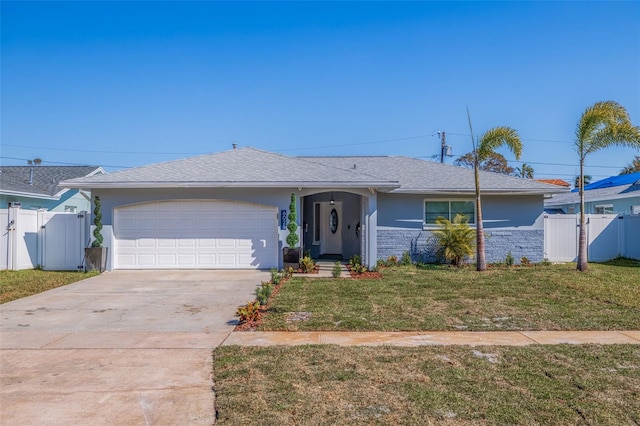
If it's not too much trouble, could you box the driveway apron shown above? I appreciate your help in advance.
[0,270,267,425]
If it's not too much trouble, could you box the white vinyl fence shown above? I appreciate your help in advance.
[1,207,90,271]
[544,214,640,262]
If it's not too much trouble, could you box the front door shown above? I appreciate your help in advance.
[322,202,342,254]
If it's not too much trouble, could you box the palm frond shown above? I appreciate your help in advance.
[477,126,523,161]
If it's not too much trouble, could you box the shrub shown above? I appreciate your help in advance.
[236,301,261,323]
[400,251,412,266]
[520,256,530,266]
[540,258,552,266]
[386,255,398,266]
[91,196,103,248]
[349,254,362,268]
[505,251,514,266]
[284,267,294,279]
[286,193,299,249]
[352,263,367,275]
[332,261,342,278]
[432,214,475,266]
[300,256,315,273]
[270,268,281,285]
[256,281,273,306]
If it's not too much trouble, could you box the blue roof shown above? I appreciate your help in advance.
[571,171,640,192]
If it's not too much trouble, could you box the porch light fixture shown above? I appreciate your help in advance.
[330,192,335,205]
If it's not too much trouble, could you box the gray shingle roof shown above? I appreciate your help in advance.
[303,156,566,194]
[62,148,397,189]
[61,147,566,195]
[1,166,102,197]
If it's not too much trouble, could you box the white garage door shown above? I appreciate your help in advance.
[114,200,278,269]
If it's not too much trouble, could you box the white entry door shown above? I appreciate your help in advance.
[321,202,342,254]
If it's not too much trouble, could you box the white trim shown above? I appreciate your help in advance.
[60,181,401,190]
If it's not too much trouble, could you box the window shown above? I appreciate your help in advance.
[424,200,475,225]
[594,204,613,214]
[64,205,78,213]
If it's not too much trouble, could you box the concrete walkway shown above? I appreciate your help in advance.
[223,330,640,347]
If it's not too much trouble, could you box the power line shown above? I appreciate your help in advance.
[0,156,131,169]
[1,144,206,156]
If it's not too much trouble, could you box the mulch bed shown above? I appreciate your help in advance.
[346,265,383,279]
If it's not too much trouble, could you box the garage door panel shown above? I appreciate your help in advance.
[115,200,277,269]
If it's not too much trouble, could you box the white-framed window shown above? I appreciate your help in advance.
[594,204,613,214]
[424,199,475,226]
[64,205,78,213]
[632,205,640,215]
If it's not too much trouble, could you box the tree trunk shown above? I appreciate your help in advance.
[475,166,486,271]
[577,158,588,271]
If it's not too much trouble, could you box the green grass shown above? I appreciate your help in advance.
[261,260,640,331]
[0,269,99,303]
[214,344,640,425]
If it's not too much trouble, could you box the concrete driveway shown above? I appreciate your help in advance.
[0,270,268,425]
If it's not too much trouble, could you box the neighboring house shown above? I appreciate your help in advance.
[61,147,566,271]
[545,172,640,215]
[536,179,571,188]
[0,166,104,212]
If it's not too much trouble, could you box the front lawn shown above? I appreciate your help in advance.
[261,260,640,331]
[214,344,640,425]
[0,269,98,303]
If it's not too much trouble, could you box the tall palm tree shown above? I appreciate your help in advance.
[575,101,640,271]
[467,111,523,271]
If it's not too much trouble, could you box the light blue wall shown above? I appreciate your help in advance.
[553,196,640,215]
[0,190,91,212]
[377,193,546,263]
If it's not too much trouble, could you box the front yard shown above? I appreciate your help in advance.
[214,260,640,424]
[261,259,640,331]
[0,269,98,304]
[214,344,640,425]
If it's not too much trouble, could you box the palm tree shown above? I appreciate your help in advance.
[575,101,640,271]
[620,155,640,175]
[574,174,592,189]
[467,111,523,271]
[516,163,534,179]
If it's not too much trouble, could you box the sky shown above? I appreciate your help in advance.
[2,1,639,183]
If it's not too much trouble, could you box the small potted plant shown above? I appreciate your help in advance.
[85,195,108,272]
[283,193,301,270]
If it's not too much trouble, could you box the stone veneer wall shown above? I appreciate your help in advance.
[377,228,545,264]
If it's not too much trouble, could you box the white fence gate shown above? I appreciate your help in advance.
[1,207,89,271]
[544,214,640,262]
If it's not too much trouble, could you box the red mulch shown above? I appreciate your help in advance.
[347,265,383,279]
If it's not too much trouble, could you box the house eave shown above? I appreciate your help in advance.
[61,180,401,190]
[0,190,60,200]
[391,188,568,196]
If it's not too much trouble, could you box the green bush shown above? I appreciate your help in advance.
[300,256,315,273]
[256,281,273,306]
[286,193,299,248]
[520,256,531,266]
[400,251,412,265]
[332,261,342,278]
[505,251,514,266]
[270,268,281,285]
[91,196,103,248]
[432,214,475,267]
[349,254,362,268]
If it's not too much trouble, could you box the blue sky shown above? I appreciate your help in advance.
[2,1,639,182]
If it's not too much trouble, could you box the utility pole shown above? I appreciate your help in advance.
[439,131,446,163]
